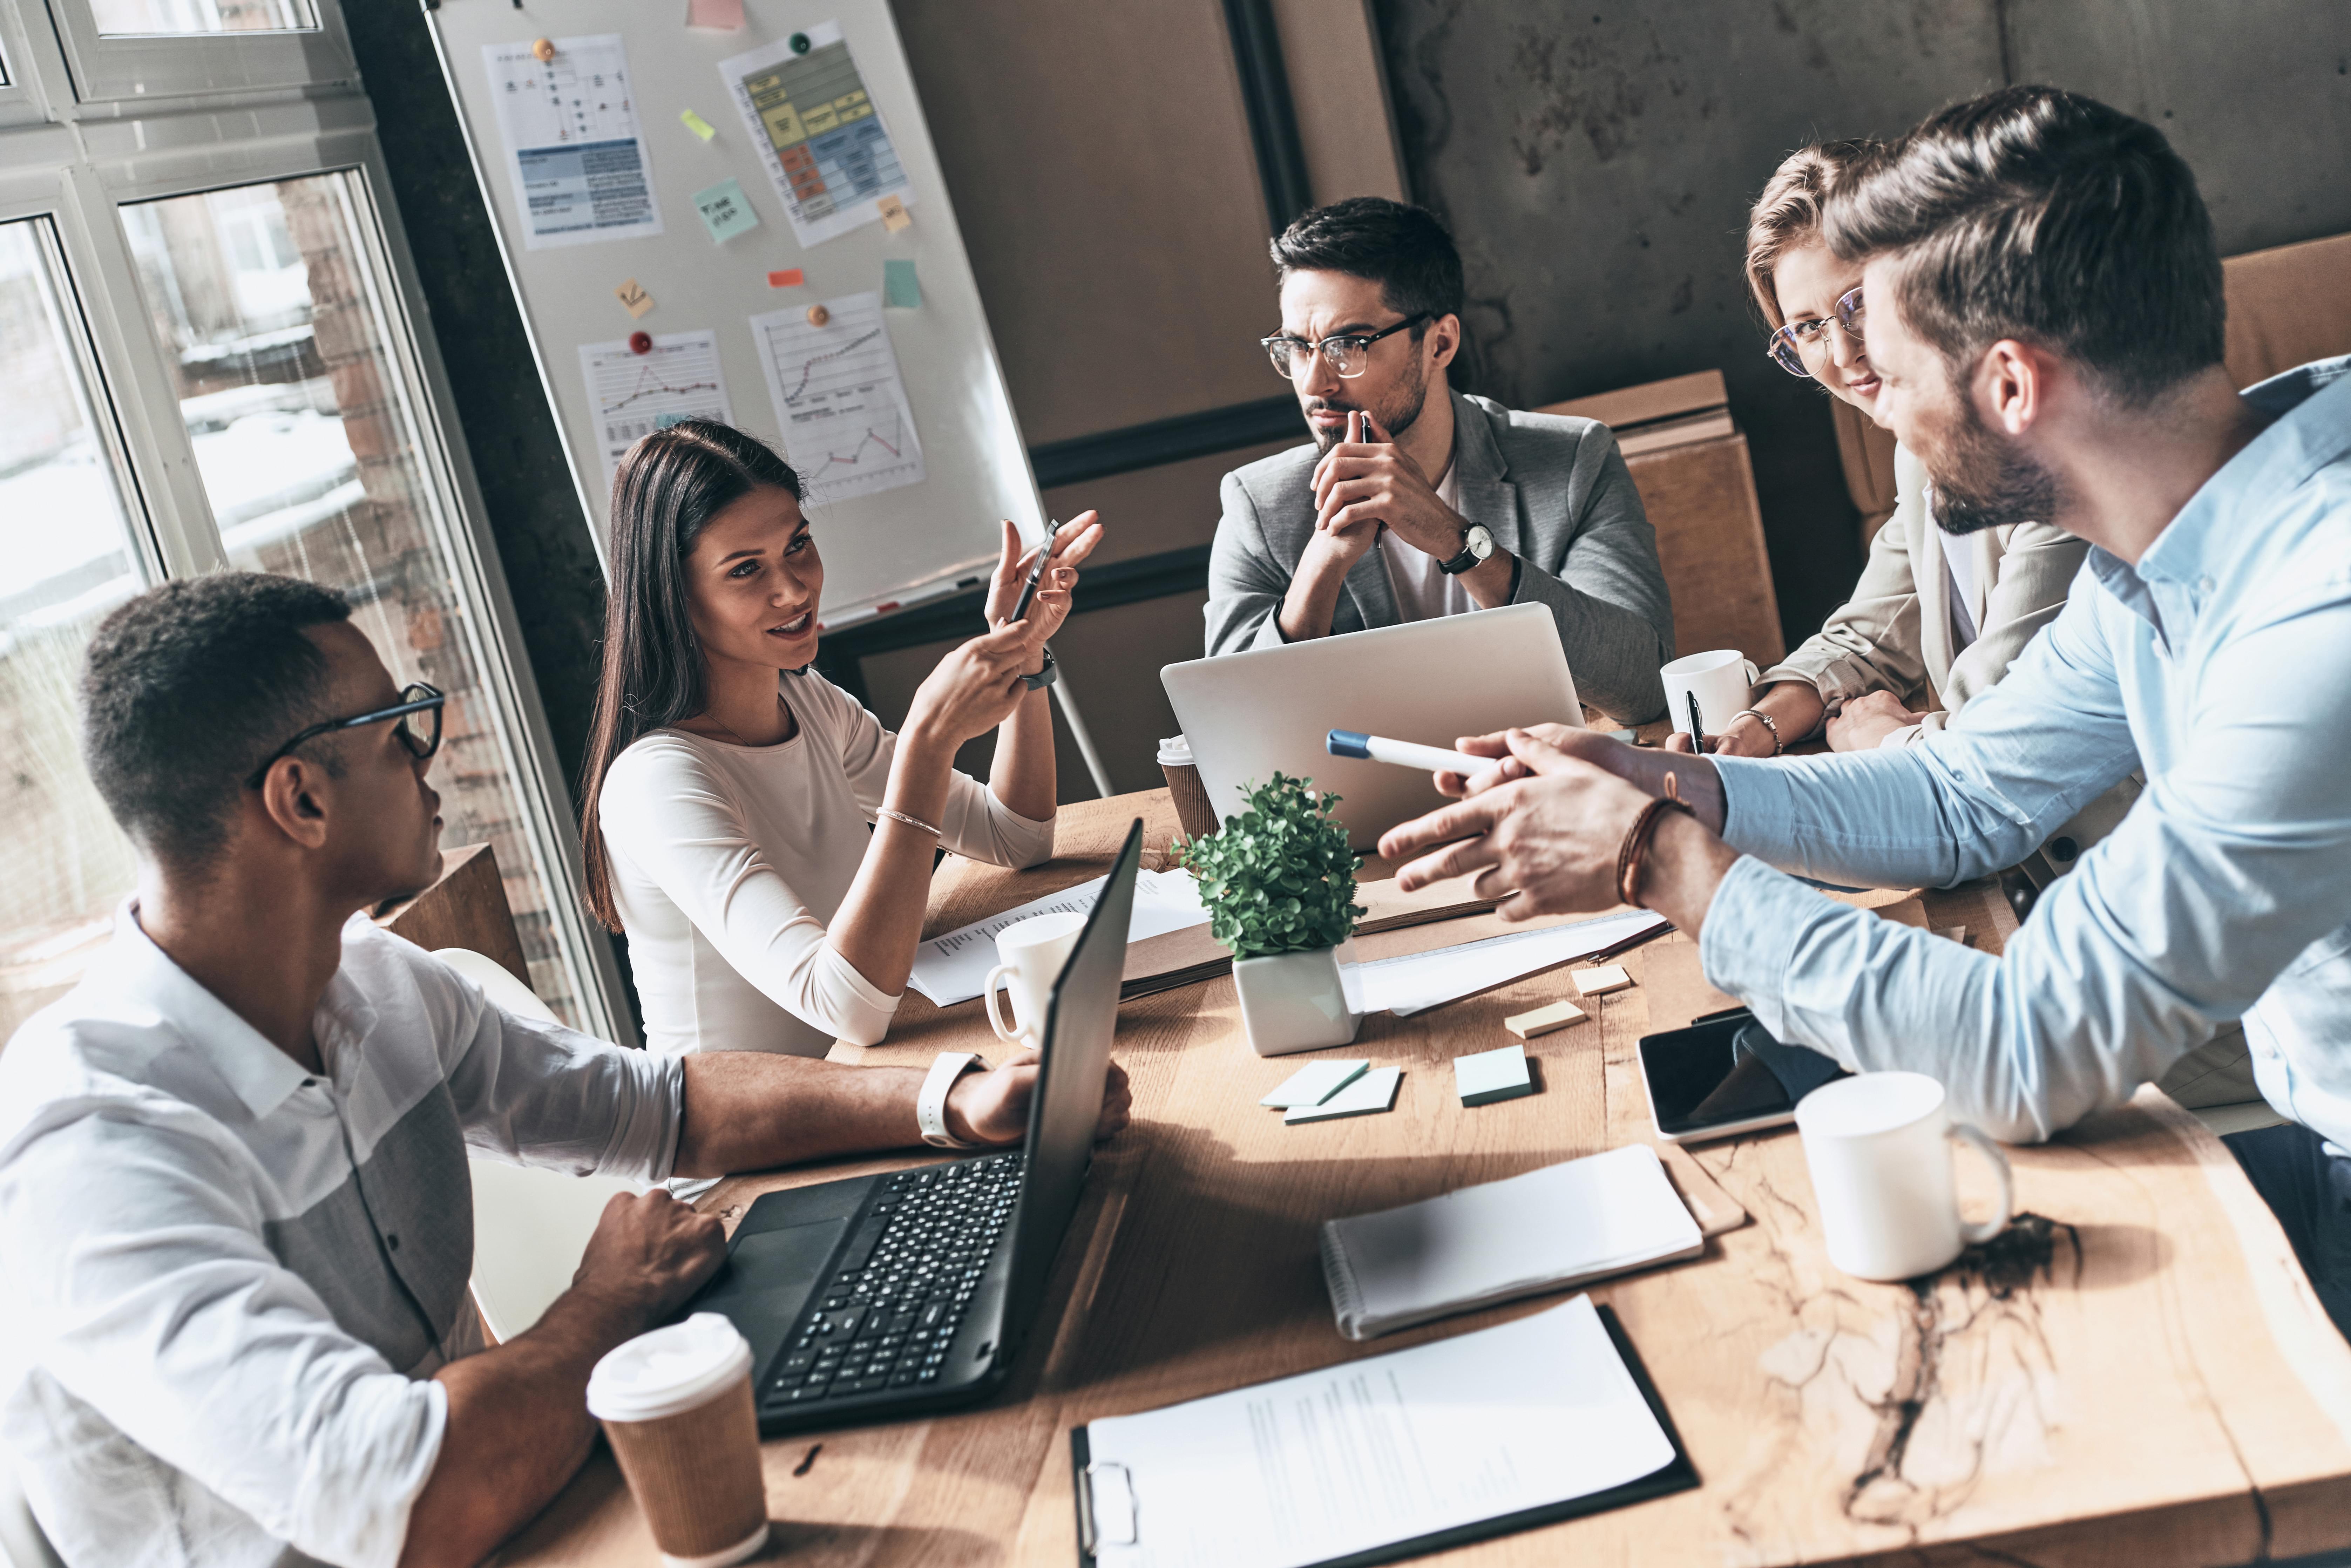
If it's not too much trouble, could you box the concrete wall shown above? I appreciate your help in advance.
[1373,0,2351,641]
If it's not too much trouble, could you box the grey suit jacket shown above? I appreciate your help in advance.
[1203,389,1675,721]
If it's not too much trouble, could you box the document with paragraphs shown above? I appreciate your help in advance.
[1072,1295,1693,1568]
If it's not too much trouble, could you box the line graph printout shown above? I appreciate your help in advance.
[720,23,913,247]
[577,331,735,488]
[749,292,925,503]
[483,35,661,249]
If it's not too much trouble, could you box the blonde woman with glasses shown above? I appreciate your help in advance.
[1677,139,2091,761]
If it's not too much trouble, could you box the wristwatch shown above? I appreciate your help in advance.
[1022,645,1058,691]
[1437,524,1496,576]
[918,1051,986,1148]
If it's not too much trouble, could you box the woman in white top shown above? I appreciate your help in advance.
[579,419,1102,1061]
[1678,140,2091,760]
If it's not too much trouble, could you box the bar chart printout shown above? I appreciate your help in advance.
[750,292,926,505]
[720,22,913,247]
[577,330,735,488]
[482,34,662,249]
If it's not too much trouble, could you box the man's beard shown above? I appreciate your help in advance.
[1305,353,1430,455]
[1919,387,2062,536]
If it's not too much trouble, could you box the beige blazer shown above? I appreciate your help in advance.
[1759,442,2088,735]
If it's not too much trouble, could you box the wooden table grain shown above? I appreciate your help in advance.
[501,790,2351,1568]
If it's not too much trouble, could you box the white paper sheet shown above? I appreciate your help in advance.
[747,291,926,505]
[576,331,735,489]
[905,869,1209,1006]
[481,35,662,249]
[1347,910,1667,1017]
[1080,1294,1675,1568]
[719,22,914,248]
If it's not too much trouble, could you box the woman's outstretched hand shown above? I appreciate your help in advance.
[984,511,1103,647]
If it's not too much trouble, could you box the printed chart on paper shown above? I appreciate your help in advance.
[749,292,925,504]
[482,34,660,249]
[576,331,734,488]
[720,23,913,247]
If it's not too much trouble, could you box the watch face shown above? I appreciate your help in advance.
[1467,524,1493,559]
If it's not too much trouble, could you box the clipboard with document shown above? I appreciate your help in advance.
[1068,1294,1696,1568]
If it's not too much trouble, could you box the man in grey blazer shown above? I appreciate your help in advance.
[1205,198,1675,723]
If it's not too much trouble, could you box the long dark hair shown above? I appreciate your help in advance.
[579,420,804,931]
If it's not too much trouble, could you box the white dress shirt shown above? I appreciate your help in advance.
[0,907,683,1568]
[596,667,1053,1060]
[1701,357,2351,1145]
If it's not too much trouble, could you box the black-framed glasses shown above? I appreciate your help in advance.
[245,682,445,788]
[1261,313,1431,380]
[1766,286,1867,376]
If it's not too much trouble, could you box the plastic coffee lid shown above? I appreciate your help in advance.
[586,1313,752,1423]
[1157,734,1192,766]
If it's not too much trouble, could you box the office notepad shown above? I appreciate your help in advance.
[1071,1295,1694,1568]
[1319,1145,1703,1340]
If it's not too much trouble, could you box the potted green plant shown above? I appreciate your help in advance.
[1177,773,1367,1055]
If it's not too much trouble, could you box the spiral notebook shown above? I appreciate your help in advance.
[1070,1295,1695,1568]
[1319,1145,1705,1340]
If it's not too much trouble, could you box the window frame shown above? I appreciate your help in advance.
[0,0,630,1041]
[47,0,356,107]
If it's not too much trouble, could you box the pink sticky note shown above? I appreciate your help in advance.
[686,0,744,29]
[767,269,805,288]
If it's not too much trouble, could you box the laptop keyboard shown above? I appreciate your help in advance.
[764,1152,1025,1407]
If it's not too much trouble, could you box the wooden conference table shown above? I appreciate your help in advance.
[507,790,2351,1568]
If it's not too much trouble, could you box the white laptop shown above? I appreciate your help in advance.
[1161,603,1584,851]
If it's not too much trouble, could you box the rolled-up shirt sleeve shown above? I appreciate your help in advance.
[1700,570,2351,1143]
[424,957,684,1180]
[0,1106,444,1568]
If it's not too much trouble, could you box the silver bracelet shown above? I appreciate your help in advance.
[1729,708,1783,755]
[876,806,942,838]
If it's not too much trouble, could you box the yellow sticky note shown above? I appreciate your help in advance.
[1504,999,1586,1040]
[1573,965,1632,998]
[615,279,654,319]
[878,194,911,232]
[679,109,716,142]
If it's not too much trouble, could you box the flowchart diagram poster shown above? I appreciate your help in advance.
[577,331,734,488]
[483,34,662,249]
[721,22,914,248]
[749,292,926,504]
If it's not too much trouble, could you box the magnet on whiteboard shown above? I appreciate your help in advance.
[628,331,652,354]
[805,304,829,327]
[532,37,556,62]
[789,32,811,53]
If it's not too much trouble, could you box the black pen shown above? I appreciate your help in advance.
[1686,691,1706,752]
[1008,518,1061,623]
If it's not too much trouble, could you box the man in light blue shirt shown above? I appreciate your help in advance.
[1377,88,2351,1331]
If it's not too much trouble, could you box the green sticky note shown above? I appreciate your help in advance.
[1454,1044,1534,1107]
[679,108,717,142]
[1285,1066,1401,1124]
[1261,1059,1369,1109]
[693,177,760,245]
[883,258,921,308]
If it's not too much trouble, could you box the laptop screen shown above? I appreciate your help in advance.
[997,818,1141,1334]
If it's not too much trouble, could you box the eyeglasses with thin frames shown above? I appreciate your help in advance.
[1261,313,1432,380]
[1765,286,1867,377]
[245,682,446,788]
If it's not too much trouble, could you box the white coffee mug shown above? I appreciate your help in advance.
[1660,649,1761,745]
[1795,1071,2014,1281]
[983,911,1088,1051]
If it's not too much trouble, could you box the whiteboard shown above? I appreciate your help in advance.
[425,0,1043,627]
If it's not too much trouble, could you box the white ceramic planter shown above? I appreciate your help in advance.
[1233,943,1360,1056]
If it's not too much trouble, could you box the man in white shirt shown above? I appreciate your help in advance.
[1204,197,1677,723]
[0,573,1129,1567]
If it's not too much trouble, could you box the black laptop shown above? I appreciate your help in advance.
[683,820,1141,1434]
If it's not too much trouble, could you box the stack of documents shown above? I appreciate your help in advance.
[1073,1294,1693,1568]
[905,869,1210,1005]
[1318,1145,1702,1339]
[1348,910,1667,1017]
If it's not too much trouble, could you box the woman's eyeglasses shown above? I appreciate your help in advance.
[1766,286,1867,377]
[244,683,446,788]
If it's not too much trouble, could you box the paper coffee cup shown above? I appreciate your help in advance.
[587,1314,770,1568]
[1158,734,1219,842]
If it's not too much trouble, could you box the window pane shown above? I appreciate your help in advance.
[0,221,146,1041]
[123,175,591,1029]
[88,0,316,35]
